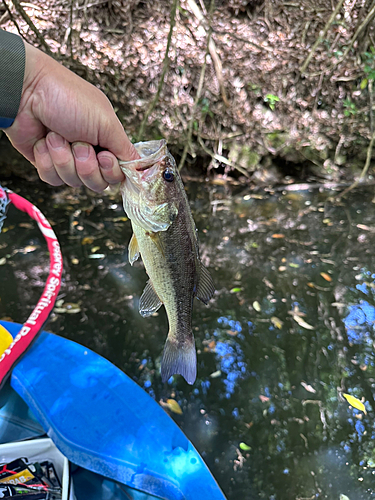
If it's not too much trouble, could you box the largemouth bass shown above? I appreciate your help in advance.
[119,140,215,384]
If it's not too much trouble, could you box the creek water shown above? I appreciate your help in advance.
[1,174,375,500]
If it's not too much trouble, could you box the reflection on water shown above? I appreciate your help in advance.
[1,177,375,499]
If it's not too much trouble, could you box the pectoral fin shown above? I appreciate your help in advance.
[196,264,215,304]
[128,233,140,266]
[148,231,165,257]
[139,280,162,317]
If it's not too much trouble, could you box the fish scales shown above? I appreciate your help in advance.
[119,140,215,384]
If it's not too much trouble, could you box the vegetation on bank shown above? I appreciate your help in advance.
[2,0,375,186]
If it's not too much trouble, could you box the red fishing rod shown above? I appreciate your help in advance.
[0,185,63,388]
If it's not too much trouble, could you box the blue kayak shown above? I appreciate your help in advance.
[0,320,226,500]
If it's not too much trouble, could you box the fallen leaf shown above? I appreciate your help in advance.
[81,237,94,245]
[165,399,183,415]
[89,254,105,259]
[293,315,314,330]
[239,442,251,451]
[271,317,283,329]
[343,393,367,414]
[253,301,261,312]
[320,272,332,282]
[259,395,270,403]
[301,381,316,394]
[272,234,285,239]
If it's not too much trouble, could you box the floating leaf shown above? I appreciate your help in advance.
[278,266,287,272]
[227,330,238,336]
[82,237,94,245]
[271,317,283,329]
[0,258,6,266]
[340,494,350,500]
[230,287,242,293]
[272,234,285,239]
[165,399,183,415]
[301,381,316,394]
[239,442,251,451]
[89,254,106,259]
[307,282,315,288]
[343,393,367,414]
[259,395,270,403]
[253,301,261,312]
[289,263,300,268]
[320,272,332,282]
[210,370,222,378]
[293,315,314,330]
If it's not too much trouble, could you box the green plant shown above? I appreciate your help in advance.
[264,94,280,111]
[343,98,357,116]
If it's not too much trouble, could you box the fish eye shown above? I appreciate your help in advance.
[163,169,174,182]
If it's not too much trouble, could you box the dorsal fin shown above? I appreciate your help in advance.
[196,264,215,305]
[139,280,162,317]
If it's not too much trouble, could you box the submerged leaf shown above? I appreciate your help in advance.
[301,381,316,394]
[320,272,332,282]
[253,301,261,312]
[210,370,222,378]
[165,399,183,415]
[272,234,285,239]
[271,317,283,329]
[343,393,367,414]
[239,442,251,451]
[293,315,314,330]
[230,287,242,293]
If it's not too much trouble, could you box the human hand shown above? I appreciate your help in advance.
[5,42,139,192]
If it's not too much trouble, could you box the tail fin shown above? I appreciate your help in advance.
[161,336,197,385]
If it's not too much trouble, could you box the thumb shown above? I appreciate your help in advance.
[98,112,140,162]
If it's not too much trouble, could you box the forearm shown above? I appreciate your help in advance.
[0,29,25,129]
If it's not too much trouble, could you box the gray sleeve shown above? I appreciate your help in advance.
[0,29,25,129]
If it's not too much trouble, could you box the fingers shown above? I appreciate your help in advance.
[33,132,125,192]
[97,151,125,184]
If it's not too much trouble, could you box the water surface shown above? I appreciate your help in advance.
[1,176,375,500]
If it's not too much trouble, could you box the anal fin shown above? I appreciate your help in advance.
[128,233,140,266]
[196,264,215,305]
[139,280,162,317]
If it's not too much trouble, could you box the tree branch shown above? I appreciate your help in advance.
[136,0,178,141]
[300,0,345,74]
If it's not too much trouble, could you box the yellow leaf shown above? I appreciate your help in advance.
[293,315,314,330]
[343,393,367,414]
[82,237,94,245]
[271,317,283,329]
[320,272,332,282]
[166,399,183,415]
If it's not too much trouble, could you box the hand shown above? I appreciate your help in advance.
[5,42,139,192]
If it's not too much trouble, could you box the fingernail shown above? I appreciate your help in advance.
[49,132,65,149]
[34,139,48,155]
[99,156,114,170]
[73,143,90,161]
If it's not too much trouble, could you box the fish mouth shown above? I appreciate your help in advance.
[119,140,168,173]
